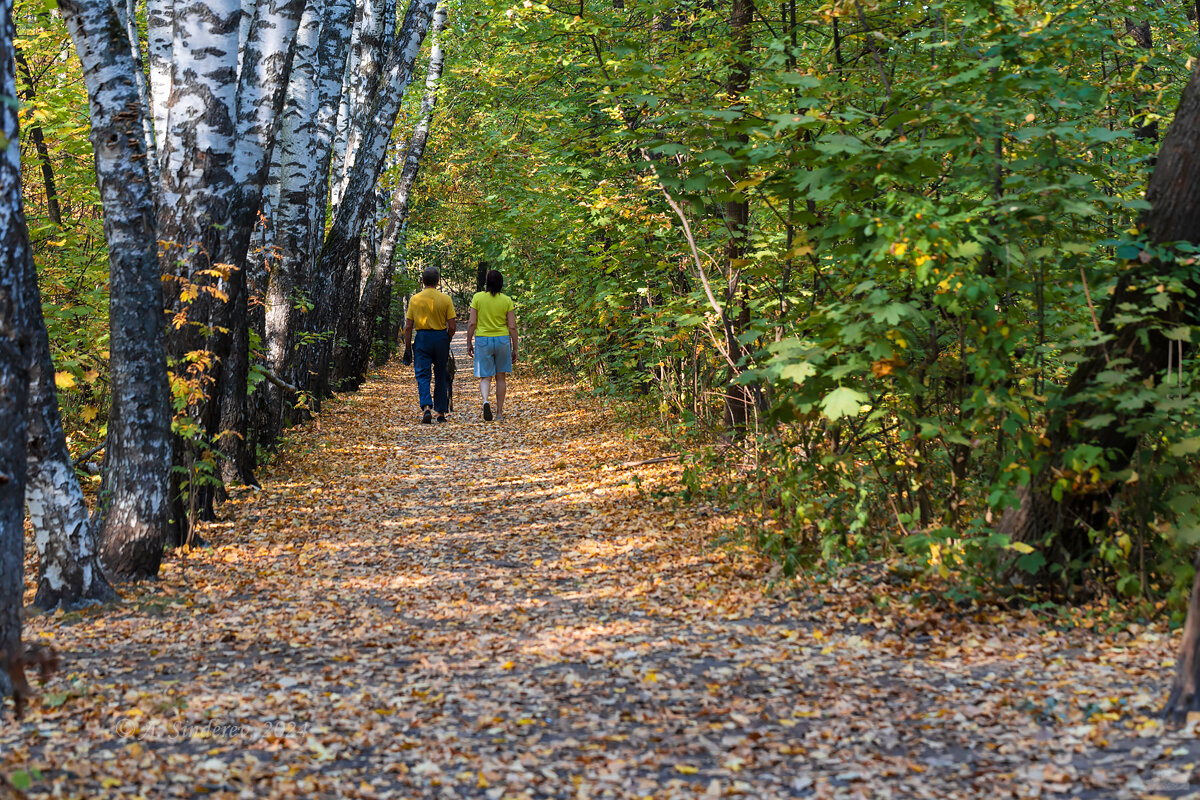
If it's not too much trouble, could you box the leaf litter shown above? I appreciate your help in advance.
[0,349,1195,799]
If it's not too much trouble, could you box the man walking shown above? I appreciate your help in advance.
[402,267,456,424]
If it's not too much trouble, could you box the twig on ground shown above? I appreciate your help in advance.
[72,440,106,467]
[618,455,681,468]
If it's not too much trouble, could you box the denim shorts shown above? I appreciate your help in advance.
[474,335,512,377]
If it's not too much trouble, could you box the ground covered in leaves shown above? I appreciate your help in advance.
[0,348,1195,798]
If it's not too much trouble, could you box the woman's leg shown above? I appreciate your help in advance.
[495,373,507,416]
[478,376,491,403]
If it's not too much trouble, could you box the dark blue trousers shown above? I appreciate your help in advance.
[413,329,450,414]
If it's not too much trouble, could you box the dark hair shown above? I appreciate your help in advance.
[485,269,503,296]
[421,266,440,287]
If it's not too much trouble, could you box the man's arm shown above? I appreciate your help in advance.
[403,318,414,353]
[466,308,478,355]
[507,310,518,365]
[447,317,457,341]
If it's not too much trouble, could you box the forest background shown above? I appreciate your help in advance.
[12,0,1200,693]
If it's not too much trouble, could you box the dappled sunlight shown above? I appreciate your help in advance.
[2,354,1181,799]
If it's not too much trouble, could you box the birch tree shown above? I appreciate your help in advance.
[263,0,354,434]
[352,2,449,379]
[0,0,30,702]
[308,0,439,397]
[59,0,173,580]
[158,0,243,531]
[23,266,115,609]
[213,0,305,485]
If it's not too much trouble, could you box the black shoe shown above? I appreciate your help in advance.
[422,408,432,424]
[437,414,447,423]
[483,402,493,421]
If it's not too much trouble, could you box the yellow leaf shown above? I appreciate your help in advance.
[54,371,76,390]
[81,406,99,423]
[675,764,698,774]
[501,660,515,670]
[1009,542,1035,554]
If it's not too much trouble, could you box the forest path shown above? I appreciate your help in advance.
[0,350,1191,799]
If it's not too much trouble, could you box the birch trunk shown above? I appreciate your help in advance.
[274,0,355,407]
[215,0,304,487]
[263,0,353,434]
[23,261,116,609]
[157,0,242,537]
[117,0,157,180]
[147,0,172,163]
[335,0,389,207]
[0,0,30,702]
[357,1,447,378]
[264,0,322,435]
[310,0,439,395]
[59,0,173,580]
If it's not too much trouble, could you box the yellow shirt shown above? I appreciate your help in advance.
[471,291,514,337]
[406,288,455,330]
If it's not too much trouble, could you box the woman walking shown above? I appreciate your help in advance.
[466,269,518,421]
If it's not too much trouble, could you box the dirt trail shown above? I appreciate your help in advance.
[0,353,1191,799]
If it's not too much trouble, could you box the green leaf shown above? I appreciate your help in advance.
[821,387,868,421]
[1170,438,1200,457]
[780,362,817,386]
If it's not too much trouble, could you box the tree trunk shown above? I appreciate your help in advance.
[357,1,448,379]
[214,0,305,488]
[23,246,115,609]
[13,50,62,226]
[157,0,243,534]
[147,0,171,160]
[116,0,158,181]
[307,0,439,398]
[0,0,31,704]
[265,0,354,426]
[721,0,755,431]
[59,0,174,580]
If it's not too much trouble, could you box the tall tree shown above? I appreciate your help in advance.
[263,0,354,434]
[720,0,755,431]
[0,0,32,704]
[357,2,449,378]
[213,0,306,486]
[23,260,115,609]
[59,0,173,580]
[308,0,440,398]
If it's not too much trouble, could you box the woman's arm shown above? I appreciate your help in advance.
[466,308,478,354]
[507,310,518,364]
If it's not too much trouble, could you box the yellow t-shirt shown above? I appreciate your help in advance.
[406,288,455,330]
[471,292,514,337]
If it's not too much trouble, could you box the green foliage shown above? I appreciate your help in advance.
[407,0,1200,607]
[17,0,110,454]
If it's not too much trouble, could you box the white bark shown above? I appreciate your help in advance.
[0,0,29,702]
[376,2,446,275]
[266,0,323,381]
[118,0,158,182]
[60,0,175,579]
[147,0,172,160]
[310,0,438,393]
[335,0,388,208]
